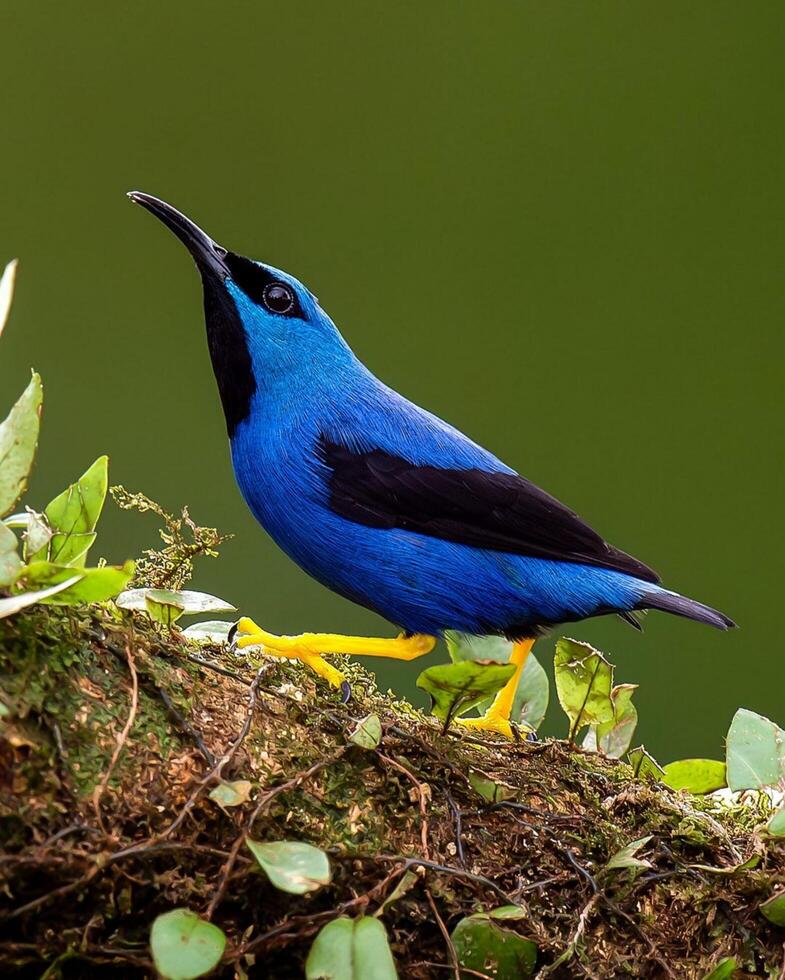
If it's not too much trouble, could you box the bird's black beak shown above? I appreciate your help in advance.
[127,191,229,280]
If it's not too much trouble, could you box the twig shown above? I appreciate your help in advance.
[601,891,677,979]
[216,665,268,779]
[159,666,267,840]
[387,725,473,787]
[51,721,67,764]
[155,684,216,766]
[553,845,676,979]
[92,641,138,833]
[537,893,600,978]
[187,652,252,685]
[107,841,245,863]
[378,753,431,858]
[367,854,515,906]
[6,867,102,920]
[484,800,581,824]
[426,888,460,980]
[41,824,96,848]
[444,789,466,867]
[3,842,246,920]
[235,861,408,959]
[515,874,567,895]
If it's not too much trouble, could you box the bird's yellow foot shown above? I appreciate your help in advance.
[457,712,515,739]
[231,617,436,690]
[456,638,536,740]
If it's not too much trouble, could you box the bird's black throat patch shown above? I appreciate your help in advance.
[201,272,257,438]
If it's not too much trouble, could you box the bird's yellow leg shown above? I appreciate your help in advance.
[458,638,535,739]
[233,616,436,689]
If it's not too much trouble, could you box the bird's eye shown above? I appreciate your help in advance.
[263,283,295,314]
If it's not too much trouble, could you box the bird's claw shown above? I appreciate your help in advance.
[456,714,535,741]
[457,715,514,739]
[228,618,348,691]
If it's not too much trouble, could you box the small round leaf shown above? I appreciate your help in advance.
[209,779,252,809]
[150,908,226,980]
[452,913,537,978]
[760,889,785,927]
[306,916,397,980]
[247,839,331,894]
[349,713,382,749]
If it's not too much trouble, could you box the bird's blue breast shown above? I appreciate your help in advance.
[228,364,645,637]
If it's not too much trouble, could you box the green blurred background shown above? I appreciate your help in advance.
[1,3,782,760]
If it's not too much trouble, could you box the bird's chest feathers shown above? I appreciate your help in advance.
[228,395,337,559]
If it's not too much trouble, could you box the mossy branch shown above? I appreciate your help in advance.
[1,604,783,978]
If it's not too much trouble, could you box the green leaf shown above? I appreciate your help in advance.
[0,575,82,619]
[21,510,52,560]
[306,916,398,980]
[447,632,549,731]
[150,908,226,980]
[4,508,51,555]
[604,835,653,873]
[514,651,550,730]
[53,564,134,605]
[690,854,759,876]
[0,523,22,588]
[451,913,537,979]
[489,906,528,921]
[247,839,331,895]
[760,889,785,927]
[468,769,514,803]
[146,591,186,626]
[116,588,236,619]
[583,683,638,759]
[35,455,108,566]
[628,745,665,781]
[181,620,235,644]
[446,631,514,664]
[416,661,515,727]
[554,637,614,740]
[702,958,737,980]
[662,759,727,795]
[726,708,785,792]
[374,870,419,917]
[0,373,43,519]
[0,258,18,339]
[349,713,382,749]
[21,560,134,605]
[209,779,252,809]
[2,513,27,527]
[767,806,785,837]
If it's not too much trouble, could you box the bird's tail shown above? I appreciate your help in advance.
[637,586,736,630]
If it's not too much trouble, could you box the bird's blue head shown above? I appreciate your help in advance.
[128,192,353,437]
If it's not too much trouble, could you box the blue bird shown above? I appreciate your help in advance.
[129,192,735,737]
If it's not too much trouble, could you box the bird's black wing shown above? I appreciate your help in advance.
[318,438,659,584]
